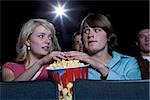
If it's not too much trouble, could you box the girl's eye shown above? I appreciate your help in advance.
[48,36,52,40]
[38,35,44,39]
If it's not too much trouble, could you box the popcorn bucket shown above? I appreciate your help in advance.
[46,65,88,100]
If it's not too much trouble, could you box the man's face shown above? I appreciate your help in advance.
[82,24,108,55]
[137,29,150,53]
[73,35,83,52]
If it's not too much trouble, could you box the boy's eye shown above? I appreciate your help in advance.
[84,29,90,34]
[94,28,102,33]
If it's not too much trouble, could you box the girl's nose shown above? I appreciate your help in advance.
[45,38,50,44]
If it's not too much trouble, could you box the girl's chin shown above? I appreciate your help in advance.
[40,52,49,56]
[44,52,49,55]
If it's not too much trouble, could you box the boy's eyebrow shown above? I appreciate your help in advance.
[94,27,101,28]
[84,26,90,29]
[84,25,89,28]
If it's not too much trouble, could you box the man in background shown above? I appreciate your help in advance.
[72,31,83,52]
[136,28,150,79]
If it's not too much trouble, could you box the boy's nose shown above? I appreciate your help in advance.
[88,31,94,38]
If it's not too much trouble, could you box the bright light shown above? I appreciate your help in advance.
[48,2,78,28]
[55,4,65,16]
[52,3,67,18]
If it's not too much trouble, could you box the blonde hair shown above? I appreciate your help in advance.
[16,18,61,62]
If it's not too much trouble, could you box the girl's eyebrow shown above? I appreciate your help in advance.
[38,32,45,35]
[38,32,52,36]
[49,34,53,37]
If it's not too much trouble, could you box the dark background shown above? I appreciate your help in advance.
[1,0,149,65]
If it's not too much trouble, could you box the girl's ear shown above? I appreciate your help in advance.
[25,39,31,46]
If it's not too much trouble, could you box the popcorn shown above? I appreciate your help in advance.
[67,82,73,89]
[58,84,63,91]
[62,88,68,96]
[58,83,73,100]
[47,60,85,70]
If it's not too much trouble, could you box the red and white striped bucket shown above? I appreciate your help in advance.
[47,66,88,100]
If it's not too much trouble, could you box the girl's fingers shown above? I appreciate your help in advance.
[57,54,67,60]
[66,57,75,60]
[53,56,61,61]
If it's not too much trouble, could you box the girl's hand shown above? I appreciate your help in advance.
[38,51,66,66]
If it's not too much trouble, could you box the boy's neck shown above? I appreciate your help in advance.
[92,48,112,66]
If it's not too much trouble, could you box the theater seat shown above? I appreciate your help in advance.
[73,79,149,100]
[1,80,58,100]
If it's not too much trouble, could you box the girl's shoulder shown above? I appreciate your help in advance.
[3,62,26,78]
[3,62,25,69]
